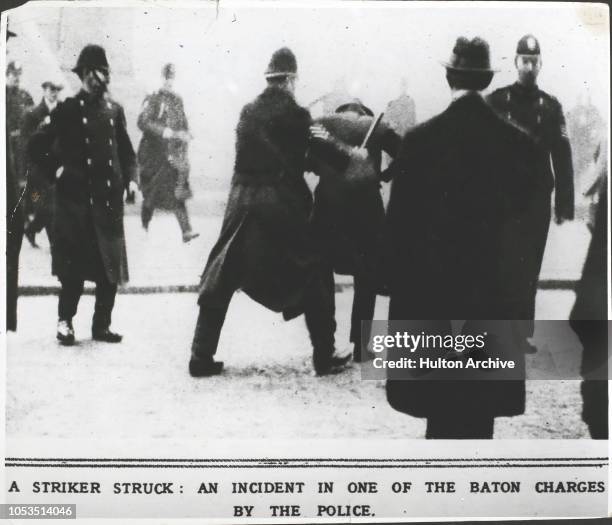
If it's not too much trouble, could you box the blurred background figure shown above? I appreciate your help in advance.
[5,32,28,332]
[137,63,199,243]
[567,94,605,195]
[6,59,34,192]
[22,80,64,248]
[569,145,608,439]
[383,77,416,137]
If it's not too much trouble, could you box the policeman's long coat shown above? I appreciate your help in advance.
[28,90,136,284]
[137,89,192,209]
[383,93,538,419]
[197,86,348,317]
[310,114,400,282]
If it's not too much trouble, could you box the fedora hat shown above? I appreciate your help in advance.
[335,99,374,117]
[443,37,497,72]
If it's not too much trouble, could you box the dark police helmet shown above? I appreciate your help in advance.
[72,44,110,75]
[265,47,297,79]
[516,34,541,56]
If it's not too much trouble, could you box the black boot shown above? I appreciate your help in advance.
[57,319,75,346]
[190,305,228,378]
[189,357,224,377]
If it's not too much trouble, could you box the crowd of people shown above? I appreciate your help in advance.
[5,29,607,439]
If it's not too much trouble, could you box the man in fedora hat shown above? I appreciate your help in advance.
[27,44,137,346]
[190,47,360,377]
[22,80,64,248]
[311,99,401,362]
[383,37,538,438]
[487,35,575,352]
[137,63,198,242]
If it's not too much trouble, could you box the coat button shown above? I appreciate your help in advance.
[85,137,90,144]
[108,159,113,166]
[106,200,110,207]
[90,197,94,205]
[107,180,111,187]
[107,102,112,109]
[109,118,114,125]
[108,138,113,145]
[79,99,85,107]
[82,117,88,124]
[87,158,92,166]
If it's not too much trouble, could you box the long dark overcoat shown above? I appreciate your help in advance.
[137,89,192,209]
[384,93,539,419]
[28,90,136,284]
[310,114,400,283]
[197,86,348,318]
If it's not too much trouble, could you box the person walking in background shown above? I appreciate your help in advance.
[189,47,361,377]
[22,80,64,248]
[487,35,575,353]
[137,63,199,243]
[384,37,538,438]
[27,44,138,346]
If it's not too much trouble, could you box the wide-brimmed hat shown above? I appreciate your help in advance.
[41,80,64,91]
[72,44,109,74]
[335,99,374,117]
[265,47,297,79]
[442,37,497,72]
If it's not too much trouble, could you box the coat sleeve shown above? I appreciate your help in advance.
[550,99,575,221]
[380,129,417,182]
[116,105,137,188]
[137,95,167,137]
[26,104,63,183]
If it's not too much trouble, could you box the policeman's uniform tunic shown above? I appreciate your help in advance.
[29,90,136,285]
[487,82,575,320]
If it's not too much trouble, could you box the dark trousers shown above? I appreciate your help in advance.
[426,412,495,439]
[6,207,24,332]
[58,275,118,331]
[191,267,337,367]
[349,273,377,347]
[141,201,192,234]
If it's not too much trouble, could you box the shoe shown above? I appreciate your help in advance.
[25,228,39,248]
[314,350,352,376]
[92,328,123,343]
[523,341,538,354]
[182,231,200,243]
[189,358,224,377]
[57,319,75,346]
[353,343,375,363]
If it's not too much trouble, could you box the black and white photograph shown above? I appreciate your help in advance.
[2,0,610,520]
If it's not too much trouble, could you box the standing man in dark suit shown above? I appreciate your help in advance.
[137,63,199,243]
[487,35,575,350]
[22,80,64,248]
[384,37,537,439]
[311,100,400,361]
[27,45,137,346]
[189,47,357,377]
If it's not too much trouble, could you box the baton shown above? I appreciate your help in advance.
[360,112,384,149]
